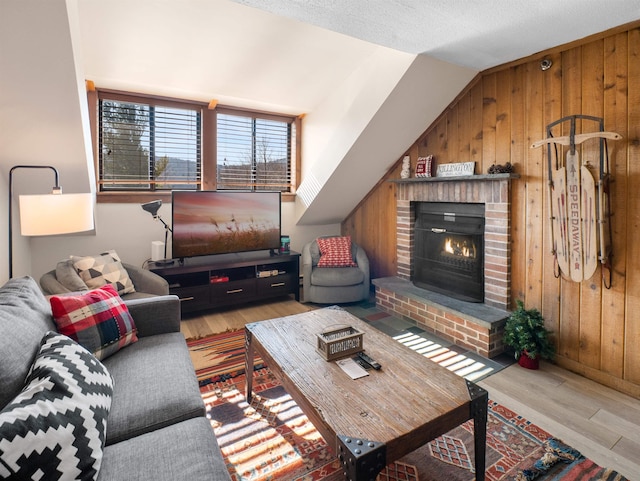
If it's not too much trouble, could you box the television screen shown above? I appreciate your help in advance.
[171,191,281,259]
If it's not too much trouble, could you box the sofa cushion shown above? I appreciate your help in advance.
[0,276,56,409]
[71,250,135,296]
[310,266,365,287]
[0,331,112,481]
[97,417,230,481]
[102,333,205,445]
[316,236,357,267]
[49,285,138,361]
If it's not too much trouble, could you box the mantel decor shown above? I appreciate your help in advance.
[436,161,475,177]
[391,172,519,184]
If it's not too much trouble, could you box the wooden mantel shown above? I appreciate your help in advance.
[389,173,520,184]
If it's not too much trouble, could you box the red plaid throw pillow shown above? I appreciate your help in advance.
[317,236,357,267]
[49,285,138,360]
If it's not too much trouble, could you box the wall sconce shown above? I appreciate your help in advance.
[8,165,94,278]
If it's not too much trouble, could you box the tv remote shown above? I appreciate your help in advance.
[357,351,381,370]
[353,357,372,370]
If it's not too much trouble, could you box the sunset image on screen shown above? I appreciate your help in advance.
[172,192,281,258]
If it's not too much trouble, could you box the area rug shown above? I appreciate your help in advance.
[189,330,265,383]
[201,368,629,481]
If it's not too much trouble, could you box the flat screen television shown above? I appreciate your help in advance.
[171,191,281,259]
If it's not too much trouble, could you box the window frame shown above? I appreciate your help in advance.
[87,87,300,203]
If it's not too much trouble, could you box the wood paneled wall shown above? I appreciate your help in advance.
[343,23,640,398]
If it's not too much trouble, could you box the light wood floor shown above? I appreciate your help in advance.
[180,297,640,480]
[479,362,640,480]
[179,297,315,340]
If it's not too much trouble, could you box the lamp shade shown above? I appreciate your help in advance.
[19,193,94,236]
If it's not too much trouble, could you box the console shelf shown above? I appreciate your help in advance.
[147,251,300,314]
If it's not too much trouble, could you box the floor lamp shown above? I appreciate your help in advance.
[8,165,94,279]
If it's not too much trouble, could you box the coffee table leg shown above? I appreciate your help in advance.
[245,327,254,403]
[337,435,386,481]
[466,380,488,481]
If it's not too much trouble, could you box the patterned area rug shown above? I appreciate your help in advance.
[189,330,265,383]
[189,332,630,481]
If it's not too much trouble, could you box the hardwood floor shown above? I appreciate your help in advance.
[180,296,640,480]
[179,297,315,340]
[480,362,640,480]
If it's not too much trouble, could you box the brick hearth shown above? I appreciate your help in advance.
[373,276,507,358]
[377,173,518,358]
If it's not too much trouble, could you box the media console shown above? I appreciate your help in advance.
[147,251,300,314]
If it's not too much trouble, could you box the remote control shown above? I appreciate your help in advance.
[353,356,372,370]
[357,351,381,370]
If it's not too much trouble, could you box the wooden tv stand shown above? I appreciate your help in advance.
[147,251,300,314]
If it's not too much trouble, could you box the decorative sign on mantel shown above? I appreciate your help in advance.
[436,161,475,177]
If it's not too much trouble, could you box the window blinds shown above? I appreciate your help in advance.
[216,112,291,191]
[99,99,201,191]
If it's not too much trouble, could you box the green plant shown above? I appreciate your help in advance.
[503,300,555,360]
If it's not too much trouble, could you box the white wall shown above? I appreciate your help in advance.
[296,53,476,225]
[0,0,95,284]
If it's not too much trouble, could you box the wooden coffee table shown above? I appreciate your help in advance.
[245,307,487,481]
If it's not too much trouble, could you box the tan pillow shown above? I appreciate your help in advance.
[71,250,135,296]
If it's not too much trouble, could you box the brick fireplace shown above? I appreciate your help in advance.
[373,173,517,358]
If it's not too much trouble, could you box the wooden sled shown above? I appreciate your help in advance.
[532,115,619,286]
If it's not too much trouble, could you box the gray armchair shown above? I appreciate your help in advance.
[40,260,169,300]
[302,237,370,304]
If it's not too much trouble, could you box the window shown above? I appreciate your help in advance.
[98,93,202,191]
[89,89,299,201]
[217,110,292,191]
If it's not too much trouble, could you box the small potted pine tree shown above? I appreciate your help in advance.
[503,300,555,369]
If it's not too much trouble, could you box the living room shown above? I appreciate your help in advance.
[1,0,640,479]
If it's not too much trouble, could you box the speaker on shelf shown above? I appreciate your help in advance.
[151,241,164,262]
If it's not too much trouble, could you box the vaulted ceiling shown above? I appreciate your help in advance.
[2,0,639,226]
[229,0,640,70]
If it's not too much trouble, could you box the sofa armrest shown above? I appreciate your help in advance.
[124,263,170,296]
[125,295,181,337]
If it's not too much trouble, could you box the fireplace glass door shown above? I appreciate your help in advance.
[413,202,484,302]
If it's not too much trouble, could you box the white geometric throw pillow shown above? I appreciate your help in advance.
[0,331,113,481]
[71,250,135,296]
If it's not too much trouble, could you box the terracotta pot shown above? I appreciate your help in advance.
[518,352,540,370]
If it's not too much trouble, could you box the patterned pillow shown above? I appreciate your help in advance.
[50,284,138,361]
[71,250,135,296]
[0,331,113,481]
[316,236,358,267]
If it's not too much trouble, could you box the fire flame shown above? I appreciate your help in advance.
[444,238,476,258]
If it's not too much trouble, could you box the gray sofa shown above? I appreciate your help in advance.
[0,276,230,481]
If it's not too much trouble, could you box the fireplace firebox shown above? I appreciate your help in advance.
[413,202,485,303]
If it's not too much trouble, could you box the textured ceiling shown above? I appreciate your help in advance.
[230,0,640,69]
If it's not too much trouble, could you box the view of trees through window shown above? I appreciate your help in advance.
[216,112,291,191]
[99,99,201,191]
[97,93,294,193]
